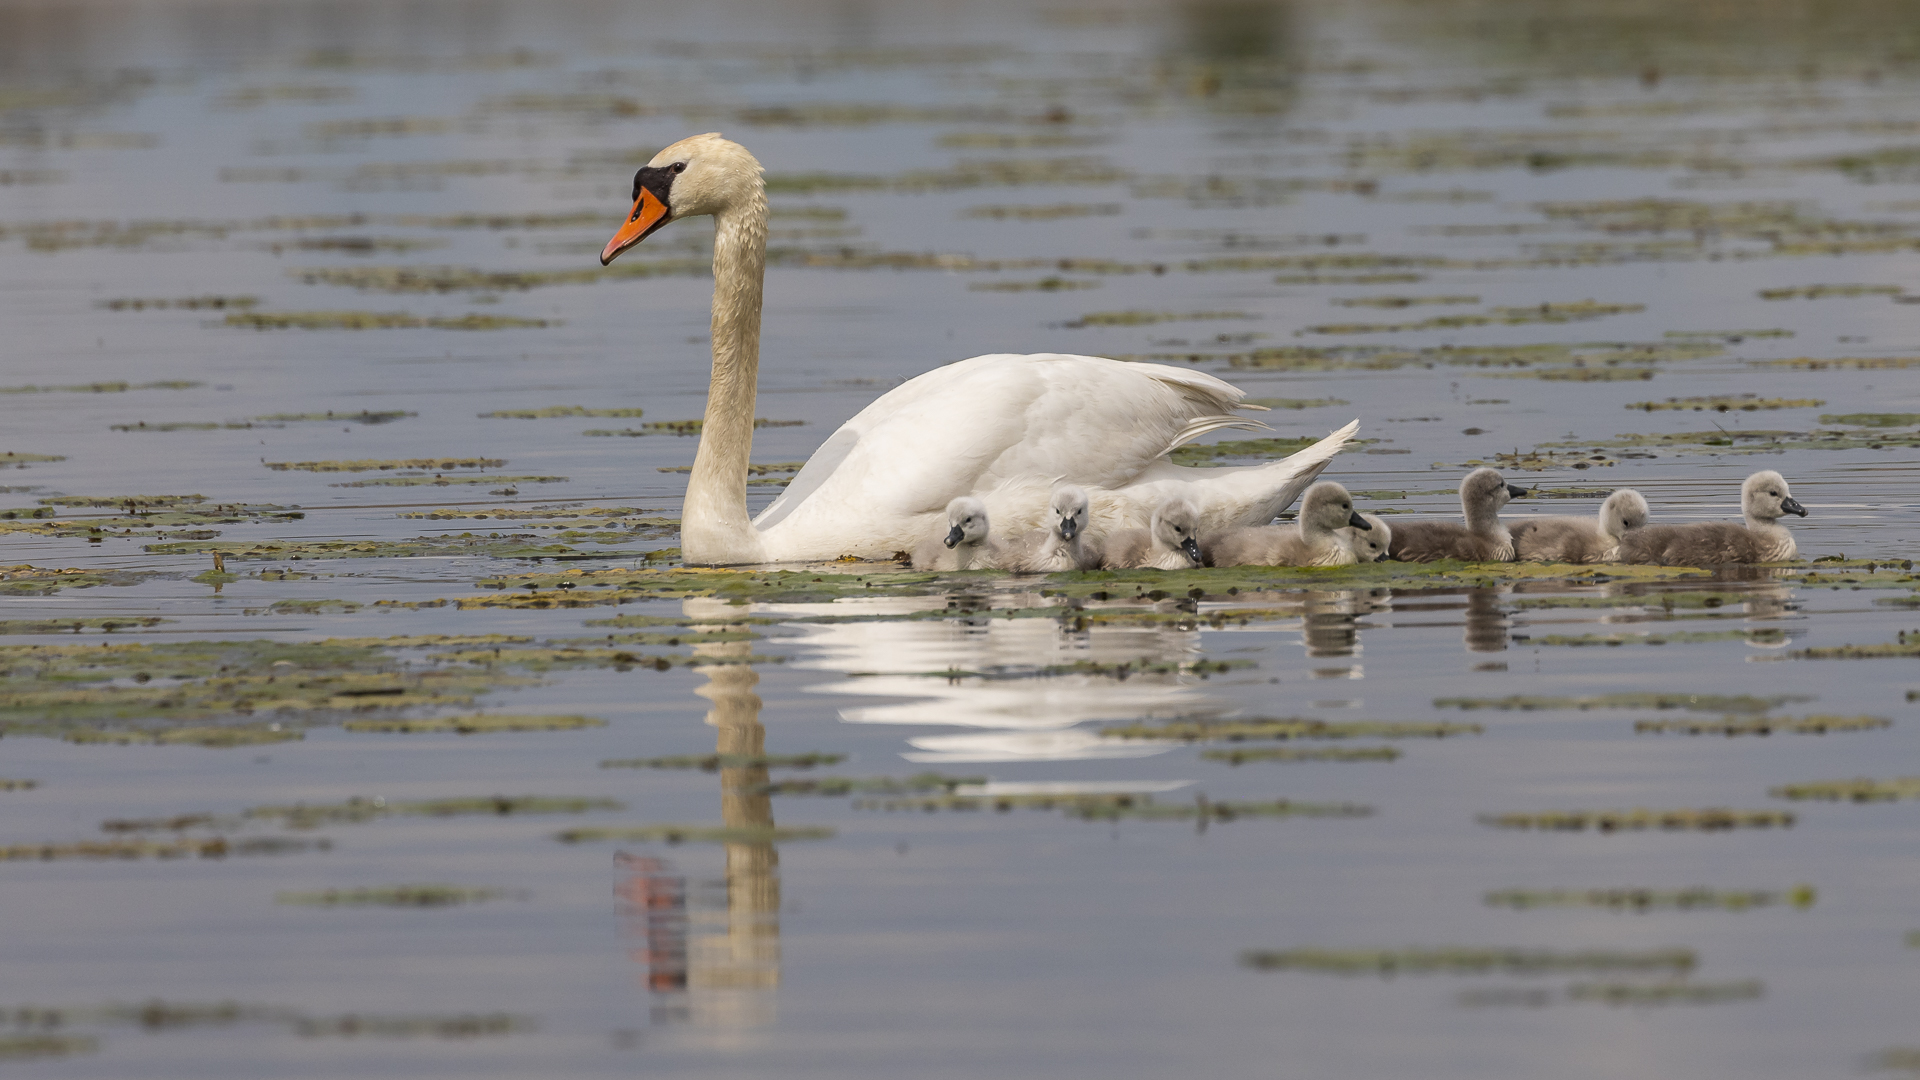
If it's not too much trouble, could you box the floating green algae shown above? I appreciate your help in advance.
[0,617,169,634]
[555,825,834,844]
[600,753,844,771]
[276,884,522,907]
[1067,310,1255,328]
[266,457,504,473]
[0,380,200,394]
[1822,413,1920,427]
[968,277,1102,292]
[1169,436,1319,465]
[253,410,414,424]
[111,421,276,432]
[1630,394,1824,412]
[0,502,303,540]
[1785,642,1920,659]
[0,453,64,465]
[399,506,661,522]
[0,565,154,595]
[1305,301,1644,335]
[1461,981,1764,1007]
[1104,718,1479,742]
[1758,283,1903,300]
[1513,629,1785,647]
[256,600,361,614]
[225,311,549,330]
[146,535,594,560]
[1483,886,1816,912]
[855,793,1373,822]
[1768,777,1920,802]
[0,778,38,790]
[0,1035,97,1060]
[1867,1048,1920,1074]
[246,795,621,828]
[1436,693,1805,714]
[1635,715,1890,736]
[1200,746,1402,764]
[585,418,803,437]
[67,724,304,747]
[1478,808,1795,832]
[1240,946,1695,976]
[1331,294,1480,308]
[101,295,258,310]
[1243,397,1349,410]
[0,836,330,861]
[962,203,1122,220]
[478,406,646,419]
[333,474,567,489]
[1506,591,1757,611]
[750,773,986,796]
[864,658,1251,681]
[1534,428,1920,455]
[342,714,605,734]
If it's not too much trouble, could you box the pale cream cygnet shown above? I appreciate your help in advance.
[1341,512,1392,563]
[1512,489,1649,564]
[1102,498,1204,570]
[911,497,1012,570]
[1615,471,1806,565]
[1388,467,1528,562]
[1008,486,1102,571]
[1205,482,1368,567]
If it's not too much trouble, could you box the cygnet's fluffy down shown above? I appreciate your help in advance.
[1007,485,1103,571]
[1511,489,1649,564]
[1615,470,1806,565]
[1341,512,1392,562]
[1205,482,1368,567]
[911,497,1012,570]
[1388,468,1528,562]
[1102,498,1204,570]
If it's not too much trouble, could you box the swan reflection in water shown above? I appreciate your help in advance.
[619,606,780,1035]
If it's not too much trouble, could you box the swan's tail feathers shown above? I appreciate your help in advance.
[1243,418,1361,523]
[1162,413,1272,455]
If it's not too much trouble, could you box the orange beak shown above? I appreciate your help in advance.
[602,187,670,265]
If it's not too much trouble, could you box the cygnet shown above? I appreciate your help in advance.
[1511,489,1649,564]
[1102,498,1203,570]
[1206,482,1368,567]
[1007,485,1102,571]
[1341,512,1392,563]
[911,496,1011,571]
[1615,471,1806,565]
[1388,468,1529,562]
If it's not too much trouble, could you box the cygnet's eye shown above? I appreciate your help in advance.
[671,161,687,173]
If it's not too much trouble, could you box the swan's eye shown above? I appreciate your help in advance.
[671,162,686,173]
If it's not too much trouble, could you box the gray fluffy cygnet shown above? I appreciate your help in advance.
[1615,471,1806,565]
[1388,467,1528,562]
[1102,498,1204,570]
[1511,489,1649,564]
[1205,482,1368,567]
[1007,485,1102,571]
[911,496,1011,570]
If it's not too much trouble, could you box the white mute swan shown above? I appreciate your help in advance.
[1205,481,1367,567]
[601,133,1359,565]
[1615,471,1806,565]
[911,496,1010,571]
[1387,468,1528,562]
[1511,489,1648,564]
[1102,497,1204,569]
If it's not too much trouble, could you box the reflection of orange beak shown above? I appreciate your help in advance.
[602,187,669,265]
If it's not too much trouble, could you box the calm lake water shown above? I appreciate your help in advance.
[2,0,1919,1076]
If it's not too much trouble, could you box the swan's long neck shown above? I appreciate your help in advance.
[682,189,769,565]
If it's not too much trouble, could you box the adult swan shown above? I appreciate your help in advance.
[603,133,1359,566]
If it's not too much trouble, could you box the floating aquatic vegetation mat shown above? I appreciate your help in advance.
[246,795,620,828]
[1785,641,1920,659]
[600,753,844,771]
[1478,808,1795,832]
[1239,946,1695,976]
[276,884,523,907]
[1635,715,1890,736]
[0,565,155,595]
[0,453,65,465]
[0,1035,96,1060]
[854,793,1373,822]
[253,410,414,425]
[1304,300,1645,335]
[586,418,802,436]
[1759,284,1904,300]
[1506,591,1764,611]
[0,1001,533,1043]
[0,501,303,539]
[1768,777,1920,802]
[342,714,605,734]
[146,535,620,559]
[1150,339,1721,375]
[1511,628,1786,647]
[0,617,170,634]
[266,457,503,473]
[860,657,1250,681]
[1065,310,1255,328]
[398,506,663,523]
[968,277,1101,292]
[0,836,330,861]
[0,779,38,790]
[1628,394,1824,412]
[751,773,986,796]
[0,639,540,742]
[337,474,566,489]
[1534,428,1920,456]
[1101,718,1480,742]
[1436,693,1807,714]
[1459,980,1765,1007]
[554,825,834,844]
[225,311,549,330]
[100,295,257,310]
[0,380,200,394]
[1483,886,1816,912]
[1200,746,1401,764]
[478,406,646,418]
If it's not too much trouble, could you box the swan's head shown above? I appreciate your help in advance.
[602,133,765,265]
[944,497,989,549]
[1050,486,1091,542]
[1600,489,1650,538]
[1743,470,1807,522]
[1302,481,1367,534]
[1462,467,1528,513]
[1150,498,1203,565]
[1344,512,1391,561]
